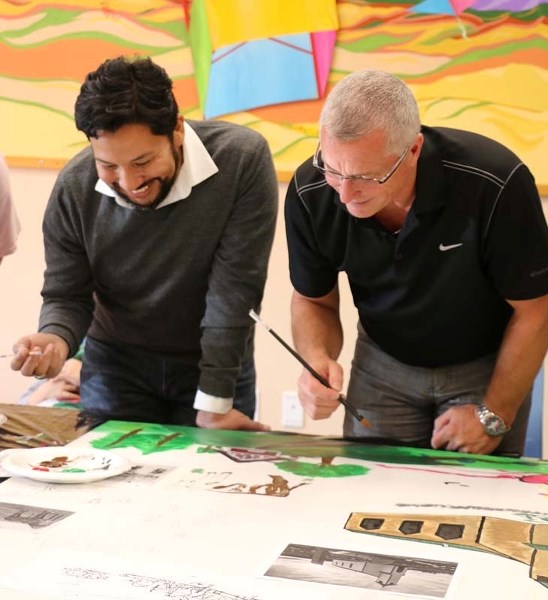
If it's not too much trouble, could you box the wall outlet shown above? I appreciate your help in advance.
[282,391,304,428]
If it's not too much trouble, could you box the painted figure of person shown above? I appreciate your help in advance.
[11,56,278,431]
[0,154,21,266]
[285,69,548,455]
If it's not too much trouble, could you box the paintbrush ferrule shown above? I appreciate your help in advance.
[249,309,271,332]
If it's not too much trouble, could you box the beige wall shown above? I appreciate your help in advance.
[1,167,546,444]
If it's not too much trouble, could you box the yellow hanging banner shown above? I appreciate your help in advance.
[204,0,339,49]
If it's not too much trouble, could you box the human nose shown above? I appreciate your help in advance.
[337,177,360,204]
[117,168,143,193]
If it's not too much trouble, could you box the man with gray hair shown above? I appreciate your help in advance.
[285,69,548,456]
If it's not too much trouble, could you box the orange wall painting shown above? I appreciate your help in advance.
[0,1,546,192]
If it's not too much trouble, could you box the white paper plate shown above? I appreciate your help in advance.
[0,446,132,483]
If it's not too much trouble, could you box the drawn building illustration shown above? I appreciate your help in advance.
[345,512,548,588]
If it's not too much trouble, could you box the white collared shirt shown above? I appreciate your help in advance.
[95,121,219,209]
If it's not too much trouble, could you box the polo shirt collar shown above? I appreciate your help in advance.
[413,126,447,215]
[95,121,219,209]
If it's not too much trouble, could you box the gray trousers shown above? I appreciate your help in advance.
[344,324,531,456]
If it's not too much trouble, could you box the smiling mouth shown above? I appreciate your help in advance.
[132,182,151,194]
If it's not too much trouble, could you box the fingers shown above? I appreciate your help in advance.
[10,333,69,379]
[11,334,69,379]
[431,411,451,437]
[239,418,271,432]
[18,343,57,379]
[326,361,344,393]
[297,368,341,420]
[12,345,46,376]
[56,391,81,401]
[431,405,503,455]
[195,408,271,432]
[9,339,35,371]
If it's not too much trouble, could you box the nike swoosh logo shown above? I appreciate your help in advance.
[439,243,463,252]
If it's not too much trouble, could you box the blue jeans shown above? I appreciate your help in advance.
[80,336,257,426]
[344,324,531,456]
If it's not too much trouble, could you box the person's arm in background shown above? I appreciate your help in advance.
[20,357,82,406]
[291,286,345,419]
[195,130,278,431]
[0,154,21,266]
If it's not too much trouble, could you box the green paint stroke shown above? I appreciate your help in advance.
[136,17,188,41]
[424,98,493,119]
[89,422,548,476]
[0,9,82,41]
[276,460,369,478]
[443,100,492,119]
[467,6,548,22]
[419,38,546,65]
[0,96,72,121]
[338,33,412,53]
[2,7,187,46]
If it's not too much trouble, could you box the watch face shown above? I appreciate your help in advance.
[477,406,509,436]
[484,415,506,436]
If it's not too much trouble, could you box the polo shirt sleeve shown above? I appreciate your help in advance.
[284,171,338,298]
[483,164,548,300]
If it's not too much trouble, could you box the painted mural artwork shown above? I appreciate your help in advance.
[1,421,548,598]
[90,419,548,477]
[0,1,546,190]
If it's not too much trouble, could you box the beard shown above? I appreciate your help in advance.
[112,143,183,211]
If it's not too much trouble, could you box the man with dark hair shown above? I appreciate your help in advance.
[12,56,278,431]
[286,69,548,455]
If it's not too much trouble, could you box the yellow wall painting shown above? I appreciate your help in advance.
[0,1,546,192]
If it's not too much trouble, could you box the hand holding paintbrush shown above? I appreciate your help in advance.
[249,309,371,429]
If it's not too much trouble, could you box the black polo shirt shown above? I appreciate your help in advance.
[285,126,548,367]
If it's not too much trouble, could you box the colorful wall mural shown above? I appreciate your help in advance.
[0,1,546,191]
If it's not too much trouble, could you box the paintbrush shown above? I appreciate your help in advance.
[249,309,371,429]
[0,350,42,359]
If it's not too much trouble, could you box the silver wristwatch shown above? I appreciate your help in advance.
[476,404,511,437]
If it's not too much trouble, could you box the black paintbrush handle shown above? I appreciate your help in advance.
[268,329,331,388]
[266,328,367,425]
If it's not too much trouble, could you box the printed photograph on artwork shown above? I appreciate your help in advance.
[0,502,73,530]
[264,543,457,598]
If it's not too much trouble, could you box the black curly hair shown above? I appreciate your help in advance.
[75,55,179,139]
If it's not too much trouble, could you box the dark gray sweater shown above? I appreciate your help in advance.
[38,120,278,398]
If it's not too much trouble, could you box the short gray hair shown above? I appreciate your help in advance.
[320,70,421,154]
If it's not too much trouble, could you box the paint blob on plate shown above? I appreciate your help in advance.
[0,446,132,483]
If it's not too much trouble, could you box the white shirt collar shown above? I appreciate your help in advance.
[94,121,219,209]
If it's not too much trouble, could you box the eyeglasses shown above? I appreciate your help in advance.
[313,143,410,186]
